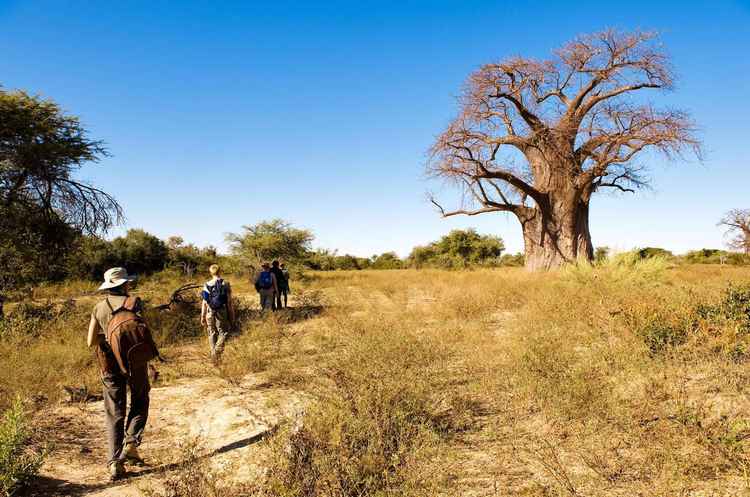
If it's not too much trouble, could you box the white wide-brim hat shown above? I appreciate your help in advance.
[98,267,137,291]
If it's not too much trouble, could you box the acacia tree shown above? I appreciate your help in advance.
[719,209,750,254]
[0,89,122,288]
[226,219,314,271]
[0,90,122,233]
[428,30,700,270]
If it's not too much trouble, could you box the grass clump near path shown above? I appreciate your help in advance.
[0,398,45,496]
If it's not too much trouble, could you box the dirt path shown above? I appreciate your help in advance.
[30,344,306,497]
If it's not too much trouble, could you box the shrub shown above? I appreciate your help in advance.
[498,252,525,267]
[407,229,504,268]
[720,285,750,332]
[562,250,668,285]
[264,323,471,496]
[594,246,610,262]
[683,248,750,265]
[637,247,674,259]
[370,252,404,270]
[0,398,45,496]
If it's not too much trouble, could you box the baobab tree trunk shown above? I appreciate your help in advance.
[519,198,594,271]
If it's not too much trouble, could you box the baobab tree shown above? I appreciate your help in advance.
[719,209,750,254]
[428,30,701,270]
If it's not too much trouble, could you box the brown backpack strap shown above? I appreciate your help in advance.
[105,297,114,313]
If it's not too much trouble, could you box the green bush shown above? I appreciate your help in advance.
[498,252,525,267]
[697,284,750,334]
[639,321,689,355]
[682,249,750,265]
[370,252,404,270]
[637,247,674,259]
[0,398,45,496]
[407,229,504,268]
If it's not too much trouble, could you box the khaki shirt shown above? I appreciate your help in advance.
[91,295,129,336]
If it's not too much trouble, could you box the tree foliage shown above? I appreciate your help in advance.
[370,252,404,270]
[0,89,121,289]
[0,90,122,234]
[408,229,504,268]
[67,230,169,280]
[226,219,314,270]
[305,249,373,271]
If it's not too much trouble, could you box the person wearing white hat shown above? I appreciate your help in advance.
[86,267,150,481]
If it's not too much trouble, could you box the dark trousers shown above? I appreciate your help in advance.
[102,366,150,464]
[273,289,289,310]
[273,291,281,311]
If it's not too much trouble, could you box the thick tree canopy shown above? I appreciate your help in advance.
[0,90,122,234]
[226,219,314,270]
[409,229,504,268]
[429,30,701,270]
[0,89,122,289]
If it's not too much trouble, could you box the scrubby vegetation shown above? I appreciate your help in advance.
[0,398,45,496]
[129,264,750,496]
[4,263,750,495]
[407,228,504,268]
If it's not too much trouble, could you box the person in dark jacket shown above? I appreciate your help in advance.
[270,260,286,311]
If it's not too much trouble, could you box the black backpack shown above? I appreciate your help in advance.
[206,279,228,310]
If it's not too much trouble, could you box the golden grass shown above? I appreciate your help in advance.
[3,265,750,496]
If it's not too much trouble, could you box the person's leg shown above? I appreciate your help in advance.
[213,310,228,357]
[261,291,273,311]
[102,373,127,465]
[207,310,219,357]
[282,288,288,308]
[274,291,281,311]
[124,366,151,454]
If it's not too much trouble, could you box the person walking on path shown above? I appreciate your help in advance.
[280,262,291,308]
[87,267,152,481]
[255,262,277,312]
[270,260,286,310]
[200,264,235,363]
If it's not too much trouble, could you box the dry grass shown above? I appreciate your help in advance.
[227,266,750,496]
[3,265,750,496]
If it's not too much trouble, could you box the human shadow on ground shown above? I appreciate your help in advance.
[24,428,276,497]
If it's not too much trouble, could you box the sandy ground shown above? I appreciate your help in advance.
[29,351,305,497]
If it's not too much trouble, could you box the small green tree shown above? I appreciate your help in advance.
[67,229,169,279]
[594,246,610,263]
[110,229,168,275]
[407,229,504,268]
[371,252,404,270]
[637,247,673,260]
[226,219,314,271]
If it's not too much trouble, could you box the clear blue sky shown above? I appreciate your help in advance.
[2,1,748,256]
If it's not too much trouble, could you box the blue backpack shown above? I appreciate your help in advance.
[258,271,273,290]
[204,279,228,310]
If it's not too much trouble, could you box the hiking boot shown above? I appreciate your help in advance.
[108,460,125,481]
[122,443,145,466]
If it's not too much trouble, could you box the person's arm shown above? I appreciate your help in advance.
[200,300,208,327]
[226,285,236,324]
[272,274,278,294]
[87,315,102,348]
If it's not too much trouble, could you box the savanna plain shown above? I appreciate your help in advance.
[2,259,750,497]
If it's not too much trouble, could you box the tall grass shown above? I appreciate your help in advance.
[3,266,750,495]
[0,398,45,496]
